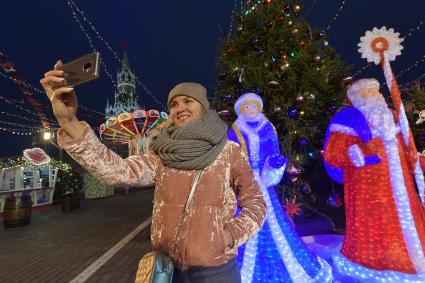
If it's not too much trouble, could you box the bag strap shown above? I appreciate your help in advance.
[170,169,203,255]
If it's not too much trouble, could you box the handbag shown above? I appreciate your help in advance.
[135,170,203,283]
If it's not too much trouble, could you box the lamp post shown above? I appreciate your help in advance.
[43,129,63,161]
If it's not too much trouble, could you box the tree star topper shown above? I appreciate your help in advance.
[358,26,404,65]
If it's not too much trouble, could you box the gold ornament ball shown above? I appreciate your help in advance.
[293,4,301,13]
[280,61,290,70]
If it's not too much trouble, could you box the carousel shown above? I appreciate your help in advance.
[99,109,168,156]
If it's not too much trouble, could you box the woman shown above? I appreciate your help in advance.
[228,93,333,283]
[40,63,266,283]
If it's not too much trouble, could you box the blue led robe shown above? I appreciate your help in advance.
[228,114,332,283]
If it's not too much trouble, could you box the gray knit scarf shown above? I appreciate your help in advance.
[151,110,228,170]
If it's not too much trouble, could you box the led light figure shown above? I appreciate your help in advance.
[229,93,332,282]
[323,78,425,281]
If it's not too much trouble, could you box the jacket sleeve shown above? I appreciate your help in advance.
[225,143,267,247]
[57,121,158,187]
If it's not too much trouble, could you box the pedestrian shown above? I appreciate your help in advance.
[40,62,267,283]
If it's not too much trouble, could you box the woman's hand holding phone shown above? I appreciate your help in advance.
[40,60,84,139]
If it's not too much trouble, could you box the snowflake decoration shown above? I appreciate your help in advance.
[358,26,404,65]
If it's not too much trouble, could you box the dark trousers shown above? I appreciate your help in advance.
[172,259,241,283]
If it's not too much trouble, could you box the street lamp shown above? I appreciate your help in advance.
[43,129,63,161]
[43,131,52,141]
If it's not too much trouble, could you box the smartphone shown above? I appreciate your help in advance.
[57,52,101,87]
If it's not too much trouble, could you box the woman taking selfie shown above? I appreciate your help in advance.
[40,62,266,283]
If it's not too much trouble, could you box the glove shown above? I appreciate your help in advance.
[348,144,381,167]
[261,154,287,187]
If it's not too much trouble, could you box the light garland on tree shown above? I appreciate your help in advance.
[322,0,347,34]
[227,0,240,36]
[65,0,166,110]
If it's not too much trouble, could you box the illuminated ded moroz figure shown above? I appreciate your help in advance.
[323,79,425,282]
[228,93,332,282]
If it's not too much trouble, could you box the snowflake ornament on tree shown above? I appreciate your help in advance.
[284,196,302,217]
[358,26,404,65]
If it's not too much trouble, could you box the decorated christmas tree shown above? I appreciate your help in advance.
[405,79,425,151]
[214,0,350,210]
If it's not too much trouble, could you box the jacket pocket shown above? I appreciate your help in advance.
[184,207,226,266]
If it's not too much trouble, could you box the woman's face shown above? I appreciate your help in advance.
[169,95,204,127]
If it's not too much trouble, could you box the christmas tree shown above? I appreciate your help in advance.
[214,0,350,211]
[405,79,425,151]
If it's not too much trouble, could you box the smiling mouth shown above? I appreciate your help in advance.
[177,115,190,120]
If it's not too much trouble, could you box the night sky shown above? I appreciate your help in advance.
[1,0,424,158]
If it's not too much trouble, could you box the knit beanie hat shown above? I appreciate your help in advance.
[168,82,210,111]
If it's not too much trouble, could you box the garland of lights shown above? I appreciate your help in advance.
[65,0,166,110]
[0,156,71,172]
[0,120,46,130]
[0,72,105,118]
[64,0,117,89]
[23,148,51,166]
[228,0,240,36]
[0,51,51,128]
[0,110,59,125]
[0,96,56,123]
[323,0,347,34]
[0,126,41,135]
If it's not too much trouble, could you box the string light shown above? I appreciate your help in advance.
[0,120,45,130]
[323,0,347,34]
[228,0,239,36]
[0,96,56,124]
[353,19,424,78]
[0,71,105,118]
[64,0,117,90]
[395,53,425,79]
[65,0,166,110]
[381,53,425,87]
[0,110,59,125]
[0,126,42,136]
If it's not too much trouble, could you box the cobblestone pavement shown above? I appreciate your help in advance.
[0,189,154,283]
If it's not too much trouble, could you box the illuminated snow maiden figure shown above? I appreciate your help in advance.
[228,93,332,282]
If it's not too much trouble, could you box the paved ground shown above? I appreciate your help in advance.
[0,188,341,283]
[0,188,154,283]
